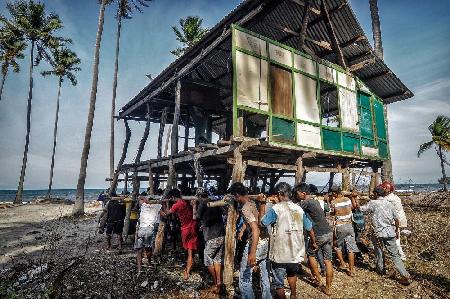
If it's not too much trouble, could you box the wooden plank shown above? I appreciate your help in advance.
[270,65,293,117]
[304,166,343,173]
[320,0,347,68]
[349,57,376,72]
[246,160,297,171]
[318,34,366,57]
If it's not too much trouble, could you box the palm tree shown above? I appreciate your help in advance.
[42,47,81,198]
[369,0,383,60]
[418,115,450,192]
[109,0,151,181]
[73,0,112,216]
[1,0,66,204]
[170,16,208,57]
[0,26,26,101]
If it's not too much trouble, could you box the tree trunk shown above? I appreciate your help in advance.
[0,68,8,102]
[438,145,448,192]
[369,0,383,60]
[46,78,62,198]
[110,119,131,195]
[110,13,122,180]
[14,41,35,204]
[74,0,108,216]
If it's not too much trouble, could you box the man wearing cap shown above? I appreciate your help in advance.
[360,185,411,285]
[329,185,359,276]
[382,181,408,261]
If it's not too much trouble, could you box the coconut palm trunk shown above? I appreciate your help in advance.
[110,13,122,180]
[438,145,448,192]
[0,68,8,102]
[14,41,35,204]
[369,0,383,60]
[73,0,108,216]
[46,77,62,198]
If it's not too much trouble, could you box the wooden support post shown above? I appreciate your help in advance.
[342,162,350,192]
[171,80,181,156]
[184,112,190,151]
[295,157,304,185]
[194,153,203,188]
[320,0,347,68]
[148,162,154,195]
[110,119,131,195]
[223,145,249,297]
[157,107,168,159]
[369,164,379,195]
[328,172,336,193]
[297,0,311,51]
[124,171,128,193]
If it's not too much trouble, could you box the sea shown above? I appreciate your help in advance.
[0,184,443,203]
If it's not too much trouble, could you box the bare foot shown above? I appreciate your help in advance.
[322,286,331,296]
[183,270,189,280]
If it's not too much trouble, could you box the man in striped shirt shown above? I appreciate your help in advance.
[330,185,359,276]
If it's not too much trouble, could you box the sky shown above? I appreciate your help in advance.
[0,0,449,190]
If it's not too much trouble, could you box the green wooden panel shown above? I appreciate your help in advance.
[272,117,295,142]
[378,140,389,158]
[373,99,387,140]
[358,93,371,109]
[343,133,360,154]
[322,128,342,151]
[359,107,374,139]
[361,137,375,147]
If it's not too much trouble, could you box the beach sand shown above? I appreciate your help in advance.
[1,194,449,298]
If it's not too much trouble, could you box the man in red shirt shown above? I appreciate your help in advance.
[162,189,198,279]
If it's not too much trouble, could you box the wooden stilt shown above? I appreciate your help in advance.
[223,147,246,297]
[110,119,131,195]
[328,172,336,192]
[342,162,350,192]
[148,162,154,195]
[369,164,379,195]
[124,171,128,193]
[295,157,304,185]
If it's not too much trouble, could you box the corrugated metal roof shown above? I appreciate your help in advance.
[119,0,412,119]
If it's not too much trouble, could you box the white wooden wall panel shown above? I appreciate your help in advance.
[339,88,358,131]
[361,146,378,156]
[297,123,322,148]
[294,73,320,123]
[337,71,356,90]
[235,29,267,57]
[269,43,292,67]
[318,64,336,83]
[294,54,316,76]
[236,51,269,111]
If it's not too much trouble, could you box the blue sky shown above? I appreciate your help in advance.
[0,0,449,190]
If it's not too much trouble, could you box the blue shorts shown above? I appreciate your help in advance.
[134,224,159,250]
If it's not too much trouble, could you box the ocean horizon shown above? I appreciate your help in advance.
[0,183,444,202]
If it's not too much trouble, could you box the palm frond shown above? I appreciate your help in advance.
[418,140,434,157]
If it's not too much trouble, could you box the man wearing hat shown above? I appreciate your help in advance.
[360,185,411,285]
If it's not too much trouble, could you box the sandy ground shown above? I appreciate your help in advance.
[0,194,449,298]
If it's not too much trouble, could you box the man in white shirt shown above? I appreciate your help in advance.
[382,181,408,261]
[261,182,316,298]
[135,196,163,273]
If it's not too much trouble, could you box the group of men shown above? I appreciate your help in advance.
[98,179,411,298]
